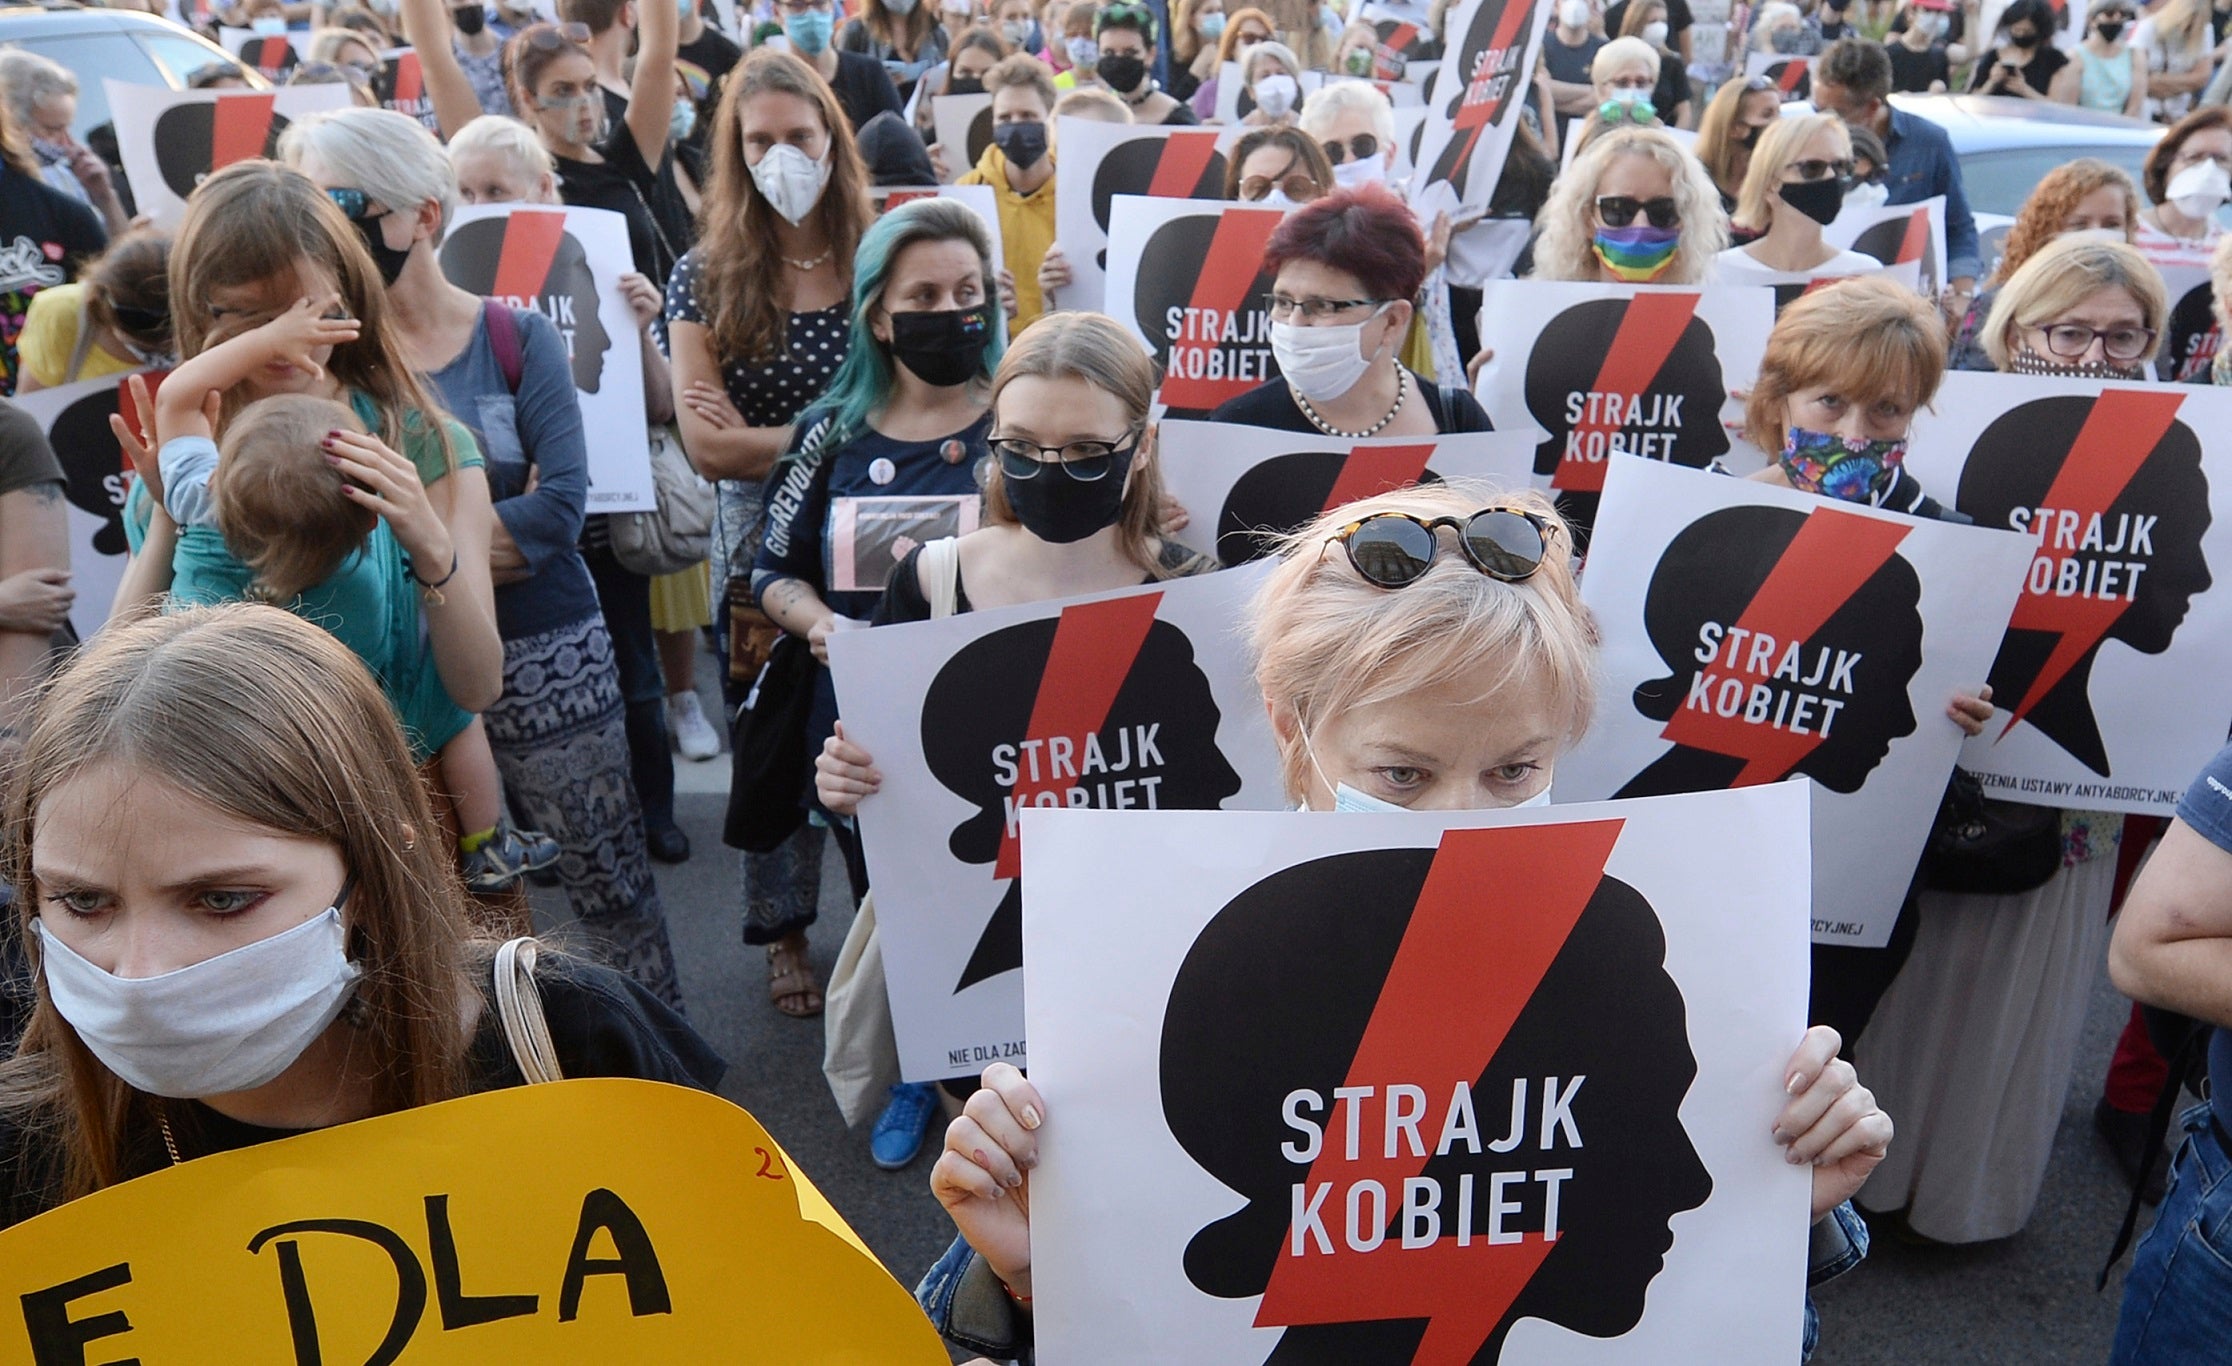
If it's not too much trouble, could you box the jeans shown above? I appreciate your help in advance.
[2112,1103,2232,1363]
[584,539,676,835]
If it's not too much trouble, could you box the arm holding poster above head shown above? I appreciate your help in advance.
[625,0,682,173]
[2109,747,2232,1031]
[396,0,487,139]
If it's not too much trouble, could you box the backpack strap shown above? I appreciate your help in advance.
[493,937,563,1084]
[482,298,524,396]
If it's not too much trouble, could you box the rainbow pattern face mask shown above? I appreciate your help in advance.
[1591,224,1680,283]
[1779,426,1906,503]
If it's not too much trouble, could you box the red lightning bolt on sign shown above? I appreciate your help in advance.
[1146,130,1222,198]
[1996,388,2185,738]
[1156,208,1286,410]
[211,94,277,172]
[389,50,425,107]
[993,592,1164,878]
[1556,292,1699,493]
[1256,820,1624,1364]
[1659,507,1910,785]
[491,209,567,304]
[1323,444,1437,512]
[1437,0,1537,181]
[1775,59,1810,94]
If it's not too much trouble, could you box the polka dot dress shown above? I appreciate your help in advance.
[665,251,850,429]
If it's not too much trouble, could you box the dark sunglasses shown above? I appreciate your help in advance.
[520,20,593,49]
[106,301,169,335]
[1320,133,1379,165]
[1784,157,1855,183]
[992,429,1141,482]
[1595,194,1679,229]
[324,186,384,222]
[1329,509,1554,588]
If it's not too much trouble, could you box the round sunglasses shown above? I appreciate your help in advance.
[1328,508,1554,588]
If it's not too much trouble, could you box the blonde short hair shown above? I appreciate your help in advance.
[1530,126,1728,284]
[1299,78,1396,146]
[212,394,379,604]
[1733,112,1848,235]
[1982,236,2169,370]
[1744,275,1947,455]
[1592,35,1661,90]
[446,113,555,185]
[1053,86,1133,122]
[1250,482,1597,804]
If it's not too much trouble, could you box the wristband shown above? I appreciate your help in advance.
[409,550,459,604]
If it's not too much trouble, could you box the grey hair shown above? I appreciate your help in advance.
[1243,39,1303,84]
[446,114,556,185]
[0,50,78,129]
[1528,125,1729,284]
[1299,79,1396,146]
[279,105,459,242]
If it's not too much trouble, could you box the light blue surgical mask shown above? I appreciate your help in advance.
[670,95,697,141]
[787,6,836,52]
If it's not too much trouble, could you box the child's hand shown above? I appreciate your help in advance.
[323,428,452,573]
[256,295,362,380]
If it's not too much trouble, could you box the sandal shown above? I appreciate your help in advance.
[767,941,824,1019]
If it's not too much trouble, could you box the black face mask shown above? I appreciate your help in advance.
[1778,175,1846,226]
[1097,52,1147,93]
[1006,448,1134,543]
[992,119,1048,168]
[886,304,993,387]
[452,3,486,34]
[1735,124,1763,149]
[2008,27,2037,46]
[352,210,413,287]
[947,75,986,95]
[2096,18,2127,40]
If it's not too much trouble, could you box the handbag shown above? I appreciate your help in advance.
[727,573,783,684]
[1920,768,2064,896]
[610,424,717,577]
[493,936,564,1083]
[723,633,819,853]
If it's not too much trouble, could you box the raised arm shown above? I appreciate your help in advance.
[398,0,487,139]
[627,0,680,171]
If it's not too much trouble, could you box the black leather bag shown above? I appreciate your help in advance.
[723,634,816,853]
[1920,768,2064,895]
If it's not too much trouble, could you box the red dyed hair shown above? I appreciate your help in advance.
[1262,183,1427,303]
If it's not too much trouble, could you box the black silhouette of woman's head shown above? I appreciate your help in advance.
[1523,298,1731,482]
[45,390,134,557]
[1216,452,1444,566]
[1160,845,1710,1360]
[440,218,612,393]
[1090,135,1228,241]
[152,102,293,199]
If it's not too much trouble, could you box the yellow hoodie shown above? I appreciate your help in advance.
[958,143,1059,332]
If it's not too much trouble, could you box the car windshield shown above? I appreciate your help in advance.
[5,32,156,135]
[1958,145,2156,218]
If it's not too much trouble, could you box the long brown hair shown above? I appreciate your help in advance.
[859,0,939,58]
[982,311,1180,577]
[168,159,458,467]
[696,50,871,363]
[0,605,481,1205]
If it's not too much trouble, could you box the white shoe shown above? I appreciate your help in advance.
[669,690,721,761]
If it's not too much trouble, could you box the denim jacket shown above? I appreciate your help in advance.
[919,1199,1872,1364]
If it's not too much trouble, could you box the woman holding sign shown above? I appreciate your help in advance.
[918,481,1894,1362]
[1946,158,2140,372]
[1530,125,1727,285]
[1207,184,1492,436]
[0,604,723,1230]
[1714,113,1884,286]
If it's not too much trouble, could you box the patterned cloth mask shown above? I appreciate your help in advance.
[1779,425,1906,502]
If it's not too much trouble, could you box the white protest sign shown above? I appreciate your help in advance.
[1155,420,1541,564]
[1051,119,1235,314]
[104,80,354,228]
[876,183,1006,266]
[1553,456,2033,946]
[1902,372,2232,814]
[1411,0,1555,215]
[11,372,164,641]
[1744,51,1817,99]
[437,204,655,512]
[1472,280,1778,497]
[216,26,303,79]
[1824,195,1945,299]
[1023,786,1814,1362]
[826,565,1285,1081]
[929,91,994,182]
[1103,196,1284,415]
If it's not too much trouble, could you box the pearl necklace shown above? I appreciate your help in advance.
[782,247,834,271]
[1295,366,1409,439]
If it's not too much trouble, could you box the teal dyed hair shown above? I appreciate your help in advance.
[792,197,1006,454]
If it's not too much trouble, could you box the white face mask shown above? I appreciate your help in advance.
[1271,305,1389,401]
[2060,224,2126,244]
[1844,179,1888,211]
[1559,0,1591,26]
[1252,72,1299,116]
[1607,83,1650,104]
[1333,783,1555,812]
[1331,156,1387,189]
[1643,18,1668,43]
[751,142,832,225]
[1259,188,1304,209]
[2167,161,2231,221]
[37,897,362,1099]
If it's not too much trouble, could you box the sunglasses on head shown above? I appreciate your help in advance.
[291,59,373,87]
[1595,194,1679,229]
[1328,508,1555,589]
[1784,157,1855,182]
[520,20,592,49]
[1320,133,1379,165]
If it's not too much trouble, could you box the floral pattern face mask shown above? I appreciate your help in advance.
[1779,426,1907,503]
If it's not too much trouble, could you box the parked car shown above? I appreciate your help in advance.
[1890,91,2163,219]
[0,2,261,137]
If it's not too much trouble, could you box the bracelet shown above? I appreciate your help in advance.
[1001,1280,1032,1305]
[409,550,459,605]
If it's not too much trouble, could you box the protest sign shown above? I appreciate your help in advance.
[873,182,1005,265]
[105,80,354,227]
[438,204,655,513]
[827,565,1285,1081]
[1902,373,2232,814]
[216,26,301,79]
[1103,196,1284,414]
[1558,122,1694,172]
[1022,785,1815,1362]
[1155,419,1541,564]
[1412,0,1554,215]
[377,47,441,132]
[1824,195,1945,300]
[1052,119,1232,314]
[11,371,167,641]
[1322,71,1430,107]
[1366,15,1439,77]
[1744,51,1816,100]
[1553,457,2033,947]
[2155,262,2220,384]
[0,1079,946,1362]
[930,91,994,181]
[1471,280,1778,506]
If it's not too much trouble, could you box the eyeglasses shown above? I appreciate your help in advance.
[1328,509,1555,588]
[520,20,593,49]
[992,429,1141,482]
[2035,322,2157,362]
[1263,292,1384,321]
[107,302,169,335]
[1595,194,1679,228]
[1594,98,1657,126]
[1320,133,1378,165]
[1783,157,1855,183]
[1239,173,1322,202]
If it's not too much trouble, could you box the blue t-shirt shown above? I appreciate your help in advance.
[2175,741,2232,1124]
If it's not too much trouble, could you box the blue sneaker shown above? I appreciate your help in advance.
[871,1081,938,1170]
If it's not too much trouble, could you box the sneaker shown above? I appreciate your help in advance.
[871,1081,939,1170]
[462,817,563,895]
[669,689,721,761]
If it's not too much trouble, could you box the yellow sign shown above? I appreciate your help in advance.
[0,1079,948,1364]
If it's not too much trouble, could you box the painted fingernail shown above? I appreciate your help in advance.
[1021,1104,1042,1130]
